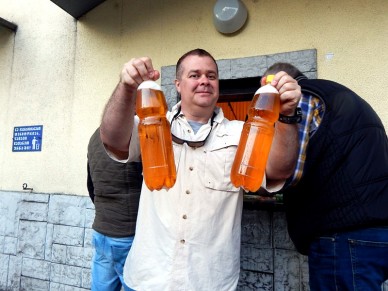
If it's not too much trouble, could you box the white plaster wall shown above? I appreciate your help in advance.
[0,0,387,195]
[0,27,15,190]
[1,0,77,194]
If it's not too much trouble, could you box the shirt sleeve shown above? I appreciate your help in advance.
[261,172,286,193]
[105,115,142,163]
[286,95,323,187]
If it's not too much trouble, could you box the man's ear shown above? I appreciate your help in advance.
[174,79,181,93]
[260,76,266,86]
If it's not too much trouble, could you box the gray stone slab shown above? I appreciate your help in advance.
[45,223,54,261]
[237,270,273,291]
[18,220,47,259]
[8,255,22,290]
[84,228,93,248]
[51,243,67,264]
[161,65,175,85]
[52,224,84,246]
[20,201,48,221]
[4,236,17,255]
[48,194,88,227]
[50,282,90,290]
[241,210,271,246]
[274,249,307,291]
[160,84,178,110]
[231,55,267,79]
[0,254,10,290]
[22,192,49,203]
[67,245,93,268]
[81,268,92,289]
[0,191,21,236]
[300,255,309,291]
[241,244,273,273]
[22,257,50,280]
[217,59,232,80]
[265,49,317,78]
[85,198,94,210]
[20,276,50,291]
[273,212,295,250]
[84,208,95,229]
[0,235,4,252]
[50,263,83,287]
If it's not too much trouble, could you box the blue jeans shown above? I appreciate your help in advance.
[91,230,135,291]
[308,227,388,291]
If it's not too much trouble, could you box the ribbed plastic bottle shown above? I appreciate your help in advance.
[230,75,280,192]
[136,80,176,191]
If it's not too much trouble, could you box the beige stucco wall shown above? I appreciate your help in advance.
[1,0,387,196]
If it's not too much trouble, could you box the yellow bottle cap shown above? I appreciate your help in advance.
[266,74,275,84]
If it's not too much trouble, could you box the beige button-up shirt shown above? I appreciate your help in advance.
[123,103,272,291]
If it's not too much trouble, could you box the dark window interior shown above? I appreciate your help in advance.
[218,76,262,121]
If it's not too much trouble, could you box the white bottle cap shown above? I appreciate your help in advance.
[255,84,278,95]
[138,80,161,91]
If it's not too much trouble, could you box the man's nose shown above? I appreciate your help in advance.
[199,75,210,84]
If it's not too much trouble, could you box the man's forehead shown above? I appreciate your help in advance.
[182,55,217,70]
[187,68,217,74]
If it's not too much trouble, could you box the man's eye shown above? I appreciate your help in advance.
[189,74,199,78]
[208,75,217,80]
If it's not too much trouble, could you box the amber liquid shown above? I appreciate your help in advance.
[136,88,177,190]
[231,91,280,192]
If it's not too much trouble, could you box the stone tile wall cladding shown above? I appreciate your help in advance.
[0,191,94,290]
[2,191,388,291]
[1,191,307,291]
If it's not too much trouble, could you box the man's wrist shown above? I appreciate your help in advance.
[278,107,302,124]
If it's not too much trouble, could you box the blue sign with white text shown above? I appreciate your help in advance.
[12,125,43,152]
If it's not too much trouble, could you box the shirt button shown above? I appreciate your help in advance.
[189,166,194,171]
[182,214,187,219]
[180,239,185,244]
[185,190,190,194]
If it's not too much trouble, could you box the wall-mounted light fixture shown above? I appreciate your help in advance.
[213,0,248,34]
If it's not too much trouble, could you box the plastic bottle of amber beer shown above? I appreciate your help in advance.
[136,81,176,190]
[230,75,280,192]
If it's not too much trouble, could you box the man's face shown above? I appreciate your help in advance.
[175,55,219,110]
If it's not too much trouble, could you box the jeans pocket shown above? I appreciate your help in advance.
[349,237,388,289]
[111,245,131,275]
[92,237,107,264]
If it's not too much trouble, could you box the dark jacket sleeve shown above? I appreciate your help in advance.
[87,161,95,203]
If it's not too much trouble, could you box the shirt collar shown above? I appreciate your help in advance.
[170,102,224,125]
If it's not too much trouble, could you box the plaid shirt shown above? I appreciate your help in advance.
[287,93,324,186]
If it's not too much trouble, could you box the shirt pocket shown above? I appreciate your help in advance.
[203,134,240,192]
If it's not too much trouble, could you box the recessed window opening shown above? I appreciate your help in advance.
[161,49,317,119]
[218,76,262,121]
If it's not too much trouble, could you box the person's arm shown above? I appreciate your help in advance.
[265,72,301,188]
[100,57,160,159]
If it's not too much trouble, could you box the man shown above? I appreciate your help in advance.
[87,127,142,291]
[264,62,388,290]
[100,49,301,290]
